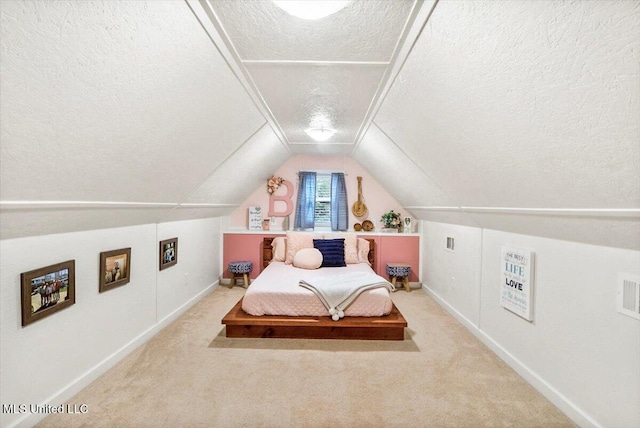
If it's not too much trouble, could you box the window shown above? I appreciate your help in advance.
[294,171,348,231]
[314,173,331,227]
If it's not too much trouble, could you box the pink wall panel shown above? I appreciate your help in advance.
[223,233,420,281]
[376,235,420,282]
[223,234,277,279]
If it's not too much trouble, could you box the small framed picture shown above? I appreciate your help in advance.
[99,247,131,293]
[248,206,262,230]
[403,217,412,233]
[21,260,76,327]
[159,238,178,270]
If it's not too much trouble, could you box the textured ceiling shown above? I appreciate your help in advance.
[246,63,387,144]
[0,0,282,238]
[206,0,421,153]
[1,0,264,203]
[375,0,640,210]
[368,0,640,249]
[208,0,415,61]
[1,0,638,250]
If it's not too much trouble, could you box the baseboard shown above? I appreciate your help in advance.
[10,281,219,428]
[422,285,602,428]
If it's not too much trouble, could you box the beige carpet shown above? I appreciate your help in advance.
[38,286,573,428]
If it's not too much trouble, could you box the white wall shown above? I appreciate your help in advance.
[0,217,221,428]
[422,220,640,428]
[422,222,482,326]
[157,218,221,320]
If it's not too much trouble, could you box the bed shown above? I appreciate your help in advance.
[221,236,407,340]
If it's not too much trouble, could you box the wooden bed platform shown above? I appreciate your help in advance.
[222,298,407,341]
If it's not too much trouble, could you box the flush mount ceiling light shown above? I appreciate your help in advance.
[273,1,350,20]
[305,127,337,142]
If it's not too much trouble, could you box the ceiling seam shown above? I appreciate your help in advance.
[0,201,179,209]
[241,60,390,66]
[186,0,292,154]
[351,0,440,156]
[368,121,481,227]
[157,122,271,222]
[403,206,640,218]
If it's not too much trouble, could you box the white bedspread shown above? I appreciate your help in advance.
[299,271,394,320]
[241,262,393,317]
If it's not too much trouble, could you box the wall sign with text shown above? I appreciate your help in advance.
[501,246,535,321]
[248,206,263,230]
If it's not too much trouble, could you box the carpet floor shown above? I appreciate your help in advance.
[38,286,574,428]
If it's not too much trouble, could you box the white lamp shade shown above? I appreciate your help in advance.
[273,1,350,20]
[305,127,337,141]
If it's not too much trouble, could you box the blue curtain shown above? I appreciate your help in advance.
[294,171,316,230]
[330,173,348,231]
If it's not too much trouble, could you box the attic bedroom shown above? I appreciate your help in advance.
[0,1,638,427]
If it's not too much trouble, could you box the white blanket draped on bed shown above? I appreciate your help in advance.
[299,271,394,321]
[242,263,393,317]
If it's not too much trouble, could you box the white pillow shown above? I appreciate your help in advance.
[271,237,286,262]
[285,231,315,264]
[357,238,370,265]
[293,248,323,270]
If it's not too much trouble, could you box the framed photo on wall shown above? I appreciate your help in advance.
[21,260,76,327]
[99,247,131,293]
[501,246,535,321]
[159,237,178,270]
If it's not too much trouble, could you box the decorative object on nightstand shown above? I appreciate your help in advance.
[248,206,262,230]
[262,219,270,231]
[228,261,253,288]
[403,217,412,233]
[354,222,362,231]
[386,263,411,292]
[362,219,374,231]
[381,210,401,232]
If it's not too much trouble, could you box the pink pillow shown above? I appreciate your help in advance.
[325,233,358,264]
[285,232,314,264]
[271,237,286,262]
[293,248,323,270]
[357,238,370,265]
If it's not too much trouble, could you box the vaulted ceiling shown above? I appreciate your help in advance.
[204,0,421,155]
[1,0,638,250]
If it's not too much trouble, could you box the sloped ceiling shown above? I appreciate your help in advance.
[0,0,287,239]
[204,0,425,155]
[1,0,638,250]
[361,0,640,250]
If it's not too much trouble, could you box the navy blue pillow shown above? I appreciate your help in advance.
[313,239,346,268]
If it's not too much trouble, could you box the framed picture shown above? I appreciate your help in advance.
[403,217,412,233]
[248,206,262,230]
[21,260,76,327]
[99,247,131,293]
[159,238,178,270]
[501,246,535,321]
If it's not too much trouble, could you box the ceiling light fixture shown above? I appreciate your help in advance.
[272,1,350,20]
[305,127,337,142]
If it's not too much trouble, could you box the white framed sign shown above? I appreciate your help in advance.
[501,246,534,321]
[248,206,263,230]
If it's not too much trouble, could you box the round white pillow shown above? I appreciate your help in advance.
[293,248,323,270]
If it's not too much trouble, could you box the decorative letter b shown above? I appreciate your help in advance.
[268,180,294,217]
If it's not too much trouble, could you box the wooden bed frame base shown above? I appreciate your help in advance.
[222,298,407,341]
